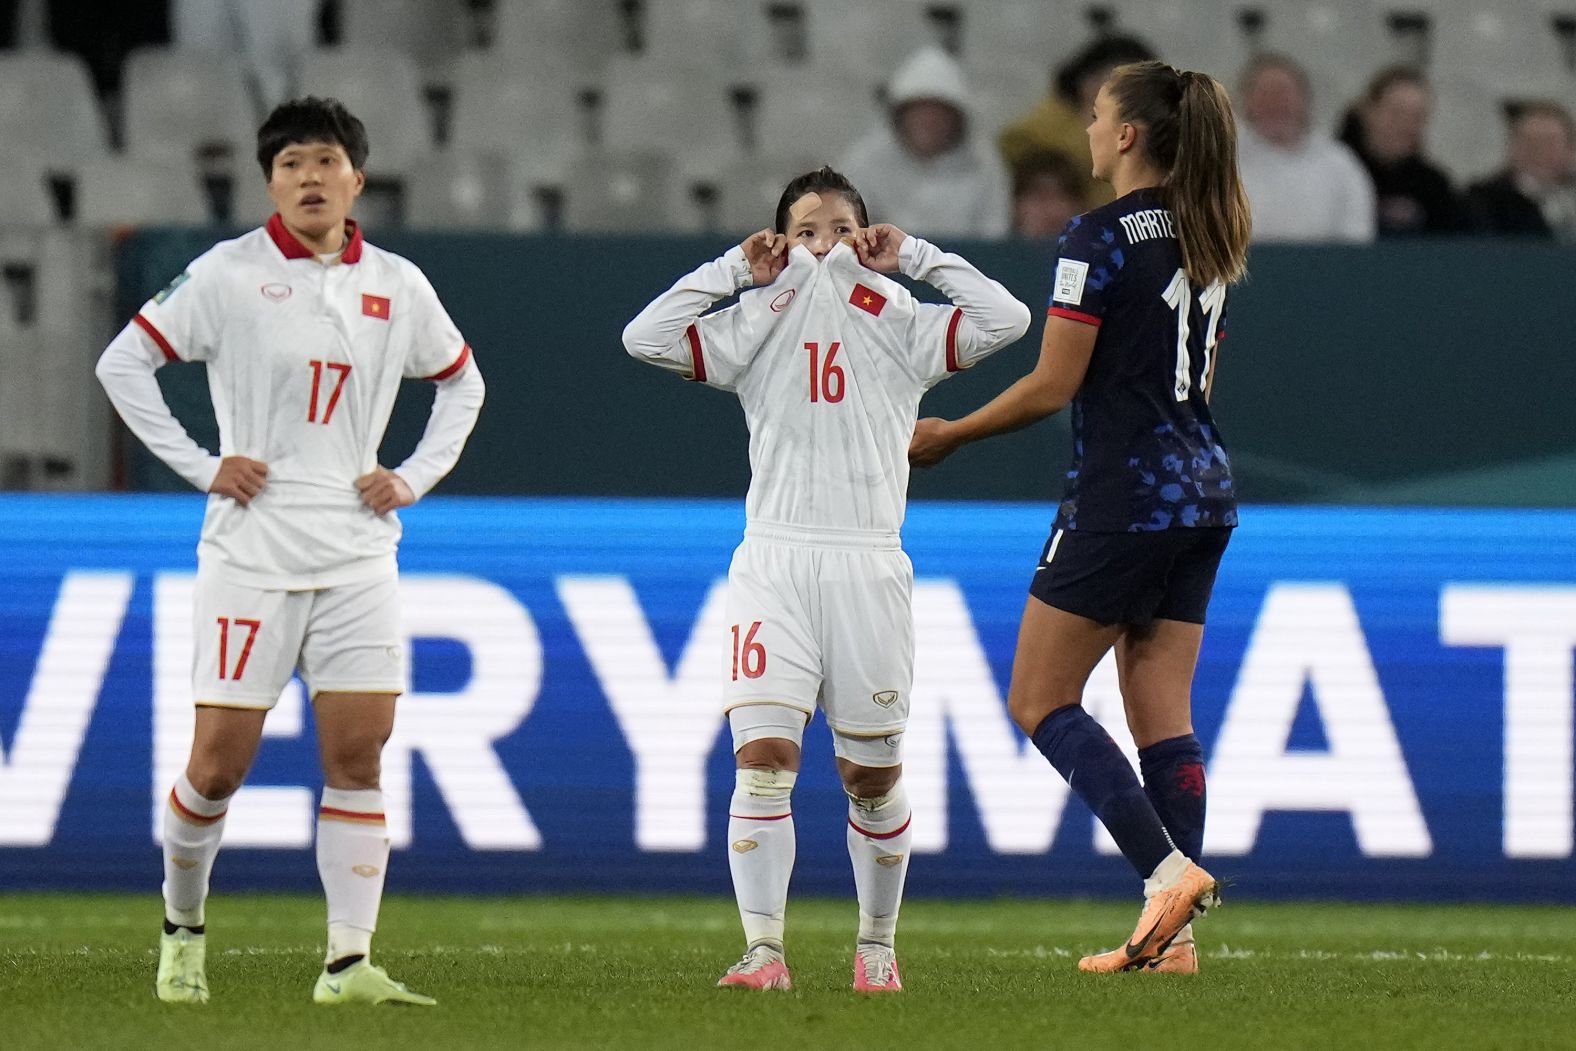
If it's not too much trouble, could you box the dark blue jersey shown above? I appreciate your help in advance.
[1047,187,1238,532]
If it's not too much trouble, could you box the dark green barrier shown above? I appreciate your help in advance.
[115,230,1576,506]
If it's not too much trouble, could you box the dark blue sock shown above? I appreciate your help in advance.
[1030,706,1175,878]
[1139,734,1207,861]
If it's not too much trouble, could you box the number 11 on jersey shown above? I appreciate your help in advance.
[1160,270,1225,402]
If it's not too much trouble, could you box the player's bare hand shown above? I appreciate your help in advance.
[741,229,789,285]
[855,223,908,273]
[209,456,269,506]
[356,467,416,516]
[909,417,962,467]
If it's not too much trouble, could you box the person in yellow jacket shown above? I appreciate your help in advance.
[999,35,1156,207]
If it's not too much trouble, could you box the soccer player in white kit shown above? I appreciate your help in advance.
[95,97,485,1006]
[624,167,1030,991]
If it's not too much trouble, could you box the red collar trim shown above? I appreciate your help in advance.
[266,213,365,264]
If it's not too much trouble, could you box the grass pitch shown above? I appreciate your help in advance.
[4,893,1575,1050]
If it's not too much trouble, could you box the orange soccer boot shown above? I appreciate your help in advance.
[1079,861,1219,973]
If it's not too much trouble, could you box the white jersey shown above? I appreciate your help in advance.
[97,216,485,590]
[624,237,1030,536]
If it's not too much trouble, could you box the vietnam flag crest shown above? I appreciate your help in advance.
[362,293,391,320]
[849,282,886,317]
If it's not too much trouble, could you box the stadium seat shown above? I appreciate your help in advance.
[957,0,1087,76]
[1254,0,1395,86]
[1428,8,1572,96]
[492,0,623,74]
[449,53,589,162]
[965,63,1048,144]
[600,56,744,170]
[561,149,684,232]
[640,0,763,69]
[0,159,59,225]
[804,0,933,77]
[0,229,91,480]
[0,51,110,171]
[405,151,535,231]
[298,47,433,178]
[73,158,212,227]
[122,48,256,164]
[749,66,882,160]
[713,152,826,233]
[340,0,467,67]
[1103,0,1244,80]
[1426,77,1513,183]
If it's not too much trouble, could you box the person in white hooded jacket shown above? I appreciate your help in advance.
[623,166,1029,992]
[839,45,1012,238]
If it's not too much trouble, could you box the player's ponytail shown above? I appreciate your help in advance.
[1108,62,1251,287]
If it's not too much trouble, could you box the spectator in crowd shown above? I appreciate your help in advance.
[999,35,1156,207]
[174,0,321,111]
[839,45,1010,238]
[1337,66,1467,235]
[1236,53,1376,243]
[1010,149,1088,238]
[1466,100,1576,240]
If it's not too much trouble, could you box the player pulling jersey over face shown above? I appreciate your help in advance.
[624,168,1031,992]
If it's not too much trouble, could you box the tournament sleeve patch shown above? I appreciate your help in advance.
[152,270,190,305]
[1053,259,1089,306]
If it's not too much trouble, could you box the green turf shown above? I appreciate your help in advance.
[4,893,1576,1050]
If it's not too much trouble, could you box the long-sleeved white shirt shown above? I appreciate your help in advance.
[96,215,484,589]
[1238,124,1378,243]
[624,237,1029,537]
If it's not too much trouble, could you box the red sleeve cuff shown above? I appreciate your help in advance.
[944,307,963,372]
[133,313,180,362]
[423,343,471,381]
[1048,306,1102,327]
[684,324,707,383]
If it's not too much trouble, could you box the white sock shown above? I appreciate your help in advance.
[727,768,797,949]
[1144,848,1191,898]
[163,774,231,928]
[846,778,912,946]
[316,787,389,963]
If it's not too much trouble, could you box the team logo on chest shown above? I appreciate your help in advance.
[260,282,292,301]
[770,288,797,312]
[362,293,392,320]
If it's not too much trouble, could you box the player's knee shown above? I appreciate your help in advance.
[732,766,797,807]
[185,762,246,800]
[1007,685,1079,736]
[320,738,383,789]
[735,736,801,771]
[841,763,901,801]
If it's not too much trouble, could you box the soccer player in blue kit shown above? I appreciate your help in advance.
[910,60,1252,973]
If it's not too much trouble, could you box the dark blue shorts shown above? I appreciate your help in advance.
[1028,527,1232,627]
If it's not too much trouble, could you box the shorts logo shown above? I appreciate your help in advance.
[351,864,381,878]
[1054,258,1089,306]
[875,853,904,867]
[732,839,759,854]
[872,690,899,709]
[386,646,402,659]
[770,289,797,312]
[260,282,293,301]
[883,734,903,748]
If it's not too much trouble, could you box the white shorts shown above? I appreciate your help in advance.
[722,525,914,741]
[191,568,405,709]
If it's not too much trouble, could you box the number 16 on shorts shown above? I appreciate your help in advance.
[731,621,766,680]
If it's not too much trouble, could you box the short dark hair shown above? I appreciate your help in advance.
[774,166,869,233]
[256,96,370,177]
[1055,34,1156,104]
[1011,148,1087,200]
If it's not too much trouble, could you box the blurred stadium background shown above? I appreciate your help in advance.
[5,0,1576,987]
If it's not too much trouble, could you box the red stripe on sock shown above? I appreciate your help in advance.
[729,811,792,821]
[168,789,225,825]
[848,814,911,840]
[318,806,386,823]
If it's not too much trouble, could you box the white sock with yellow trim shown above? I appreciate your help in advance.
[316,787,389,963]
[727,769,797,949]
[846,779,912,946]
[163,773,230,928]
